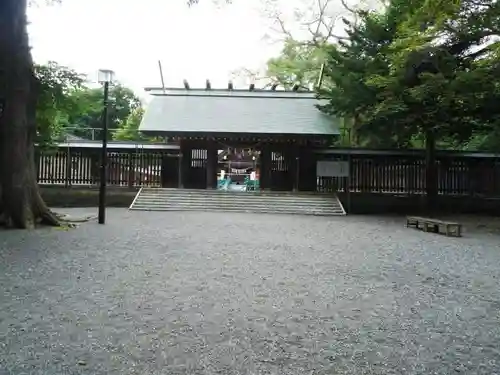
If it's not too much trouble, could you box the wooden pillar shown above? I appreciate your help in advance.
[290,147,299,192]
[298,147,317,191]
[295,156,300,192]
[206,141,217,189]
[177,153,183,188]
[183,150,191,188]
[280,145,298,192]
[128,151,135,188]
[65,147,72,188]
[180,140,192,189]
[347,154,352,213]
[260,144,271,190]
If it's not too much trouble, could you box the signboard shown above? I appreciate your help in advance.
[230,168,249,174]
[316,161,349,177]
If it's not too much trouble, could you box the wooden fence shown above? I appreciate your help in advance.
[317,151,500,197]
[36,148,167,187]
[36,146,500,198]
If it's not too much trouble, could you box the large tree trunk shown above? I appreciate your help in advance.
[0,0,60,228]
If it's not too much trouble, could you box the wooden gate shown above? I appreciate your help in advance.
[270,151,293,191]
[298,149,317,191]
[186,148,207,189]
[161,155,179,188]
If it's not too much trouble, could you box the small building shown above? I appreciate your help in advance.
[139,85,340,191]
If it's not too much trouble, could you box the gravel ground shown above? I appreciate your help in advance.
[1,208,500,375]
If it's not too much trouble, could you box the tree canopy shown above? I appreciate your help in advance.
[34,62,85,146]
[65,84,143,141]
[318,0,500,151]
[231,0,351,89]
[33,62,147,144]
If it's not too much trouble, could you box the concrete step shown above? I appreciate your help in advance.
[132,201,341,209]
[135,194,337,200]
[130,206,344,215]
[135,193,339,200]
[131,205,344,216]
[139,189,329,197]
[132,202,343,210]
[130,188,346,216]
[133,198,341,206]
[134,198,338,206]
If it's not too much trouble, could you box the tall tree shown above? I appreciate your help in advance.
[319,0,415,147]
[67,84,141,140]
[0,0,68,228]
[231,0,363,88]
[265,39,329,89]
[0,0,208,228]
[320,0,500,204]
[35,61,85,146]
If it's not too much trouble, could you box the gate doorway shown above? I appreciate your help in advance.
[185,148,208,189]
[269,151,294,191]
[217,147,259,192]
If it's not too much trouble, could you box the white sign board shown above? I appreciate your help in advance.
[317,161,349,177]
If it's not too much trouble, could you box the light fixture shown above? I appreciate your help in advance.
[98,69,115,84]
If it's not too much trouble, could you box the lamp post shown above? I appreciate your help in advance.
[97,69,115,224]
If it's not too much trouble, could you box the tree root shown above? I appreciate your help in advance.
[37,210,96,229]
[39,208,62,226]
[0,208,95,229]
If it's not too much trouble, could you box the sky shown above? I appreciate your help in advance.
[27,0,366,96]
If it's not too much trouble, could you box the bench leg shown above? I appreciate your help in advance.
[406,220,418,228]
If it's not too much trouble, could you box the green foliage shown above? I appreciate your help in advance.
[35,62,85,147]
[266,38,328,89]
[34,61,144,144]
[113,107,148,141]
[319,0,500,150]
[66,84,142,140]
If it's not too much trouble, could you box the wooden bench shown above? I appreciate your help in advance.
[406,216,462,237]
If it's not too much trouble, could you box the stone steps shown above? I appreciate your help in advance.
[130,188,346,216]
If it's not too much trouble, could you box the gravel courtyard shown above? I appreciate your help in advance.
[1,209,500,375]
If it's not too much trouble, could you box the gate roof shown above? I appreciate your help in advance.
[139,88,340,139]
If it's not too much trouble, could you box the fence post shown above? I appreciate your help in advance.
[65,147,72,188]
[35,147,41,183]
[347,154,352,213]
[91,152,99,186]
[128,151,135,189]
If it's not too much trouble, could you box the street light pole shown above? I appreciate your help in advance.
[97,69,114,225]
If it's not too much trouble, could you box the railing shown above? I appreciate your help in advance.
[317,153,500,197]
[36,148,166,188]
[36,145,500,198]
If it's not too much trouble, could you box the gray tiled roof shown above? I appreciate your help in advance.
[139,91,340,136]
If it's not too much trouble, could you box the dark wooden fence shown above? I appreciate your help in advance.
[36,147,169,188]
[36,146,500,198]
[316,150,500,197]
